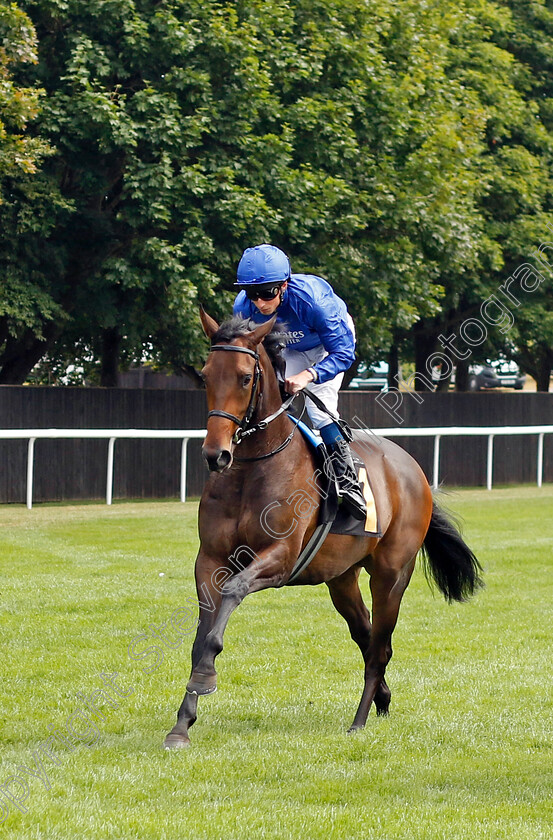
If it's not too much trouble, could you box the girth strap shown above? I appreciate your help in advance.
[286,521,333,584]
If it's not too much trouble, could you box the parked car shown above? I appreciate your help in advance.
[348,361,389,391]
[466,360,526,391]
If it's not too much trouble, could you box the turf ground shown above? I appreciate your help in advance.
[0,486,552,839]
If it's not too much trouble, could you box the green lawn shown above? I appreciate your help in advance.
[0,487,552,839]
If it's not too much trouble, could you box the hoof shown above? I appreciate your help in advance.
[163,733,191,750]
[186,672,217,696]
[347,724,364,735]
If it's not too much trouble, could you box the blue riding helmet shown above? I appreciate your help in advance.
[235,244,291,287]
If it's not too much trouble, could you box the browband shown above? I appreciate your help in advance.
[210,344,259,359]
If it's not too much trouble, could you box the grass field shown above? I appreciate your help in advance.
[1,486,552,839]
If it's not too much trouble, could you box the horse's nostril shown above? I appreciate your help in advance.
[203,448,233,472]
[217,450,232,470]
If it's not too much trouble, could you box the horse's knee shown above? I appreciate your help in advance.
[221,576,249,602]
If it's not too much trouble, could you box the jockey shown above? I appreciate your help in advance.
[233,243,367,521]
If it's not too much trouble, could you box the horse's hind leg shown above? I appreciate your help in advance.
[326,566,391,718]
[347,549,417,732]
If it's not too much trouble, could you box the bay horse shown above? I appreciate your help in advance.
[163,310,483,749]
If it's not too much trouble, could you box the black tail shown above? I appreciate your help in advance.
[421,502,484,603]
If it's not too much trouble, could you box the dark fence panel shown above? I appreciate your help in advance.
[1,387,552,503]
[338,390,553,487]
[0,387,207,503]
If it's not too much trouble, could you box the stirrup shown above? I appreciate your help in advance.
[338,479,367,521]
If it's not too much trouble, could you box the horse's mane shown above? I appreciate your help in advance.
[211,315,289,378]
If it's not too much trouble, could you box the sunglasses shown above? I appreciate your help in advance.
[244,285,283,302]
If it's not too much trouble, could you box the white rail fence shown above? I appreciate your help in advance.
[0,425,551,509]
[0,429,206,509]
[356,425,553,493]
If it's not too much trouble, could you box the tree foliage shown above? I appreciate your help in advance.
[0,0,552,388]
[0,1,48,186]
[0,1,55,377]
[405,0,553,390]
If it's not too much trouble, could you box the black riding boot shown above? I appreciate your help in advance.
[325,439,367,521]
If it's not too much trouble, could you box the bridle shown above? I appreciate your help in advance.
[206,345,262,442]
[206,343,297,459]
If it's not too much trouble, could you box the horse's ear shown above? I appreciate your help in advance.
[199,306,219,339]
[245,315,278,348]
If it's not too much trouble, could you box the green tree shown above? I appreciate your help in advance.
[4,0,540,389]
[0,1,55,378]
[490,0,553,390]
[237,0,490,379]
[1,0,292,383]
[406,0,553,391]
[0,1,47,187]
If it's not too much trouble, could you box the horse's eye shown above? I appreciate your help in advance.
[242,374,253,387]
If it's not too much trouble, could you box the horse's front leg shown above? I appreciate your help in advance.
[163,555,223,749]
[187,543,290,699]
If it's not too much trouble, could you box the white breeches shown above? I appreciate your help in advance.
[283,315,355,430]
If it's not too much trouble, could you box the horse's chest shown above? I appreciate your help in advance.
[201,480,292,554]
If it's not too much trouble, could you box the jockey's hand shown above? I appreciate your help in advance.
[284,368,315,395]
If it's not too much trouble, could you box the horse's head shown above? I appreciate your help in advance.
[199,307,278,472]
